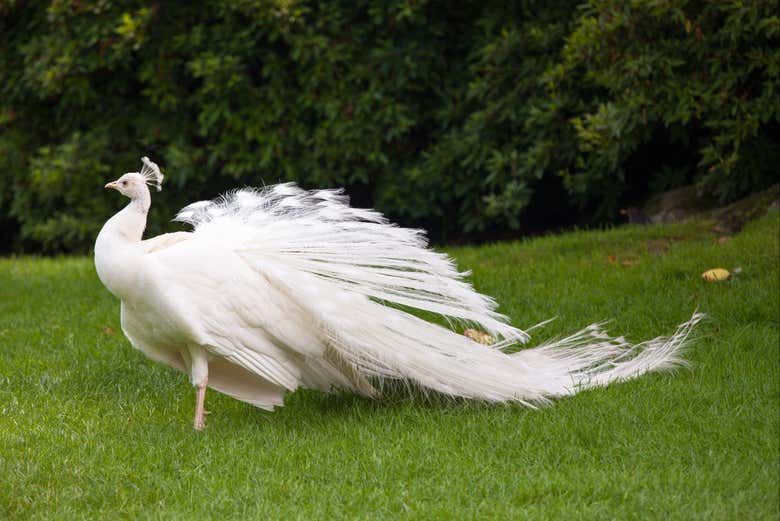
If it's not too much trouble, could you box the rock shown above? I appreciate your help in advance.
[644,185,716,224]
[642,184,780,231]
[620,207,653,224]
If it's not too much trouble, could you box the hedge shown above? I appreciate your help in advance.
[1,0,777,252]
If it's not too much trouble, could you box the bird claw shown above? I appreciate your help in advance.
[193,418,206,431]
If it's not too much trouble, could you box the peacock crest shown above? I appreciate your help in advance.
[139,156,164,192]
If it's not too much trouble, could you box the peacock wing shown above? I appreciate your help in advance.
[138,238,331,403]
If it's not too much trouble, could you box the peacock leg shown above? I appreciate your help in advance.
[187,344,210,430]
[194,380,207,430]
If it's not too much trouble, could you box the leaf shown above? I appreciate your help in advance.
[463,329,496,345]
[702,268,730,282]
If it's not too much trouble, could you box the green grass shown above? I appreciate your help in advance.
[1,214,778,520]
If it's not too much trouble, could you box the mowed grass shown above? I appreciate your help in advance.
[0,213,777,520]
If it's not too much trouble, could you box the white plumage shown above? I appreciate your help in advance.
[94,157,702,429]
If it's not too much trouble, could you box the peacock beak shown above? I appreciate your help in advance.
[105,181,118,190]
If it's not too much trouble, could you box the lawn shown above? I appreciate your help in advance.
[1,213,777,520]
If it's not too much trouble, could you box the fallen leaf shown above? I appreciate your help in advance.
[102,326,115,335]
[607,255,617,264]
[702,268,730,282]
[464,329,495,345]
[716,236,730,244]
[621,259,640,267]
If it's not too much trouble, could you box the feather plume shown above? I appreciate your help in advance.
[176,184,527,344]
[139,156,164,191]
[171,183,703,405]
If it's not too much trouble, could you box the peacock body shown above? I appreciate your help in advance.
[94,158,701,429]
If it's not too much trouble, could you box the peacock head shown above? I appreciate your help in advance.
[105,156,164,199]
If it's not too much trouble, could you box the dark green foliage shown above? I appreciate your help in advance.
[1,0,777,252]
[556,0,780,216]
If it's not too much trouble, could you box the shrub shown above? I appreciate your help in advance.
[557,0,780,214]
[0,0,776,252]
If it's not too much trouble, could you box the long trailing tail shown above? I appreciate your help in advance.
[175,183,703,406]
[309,295,703,406]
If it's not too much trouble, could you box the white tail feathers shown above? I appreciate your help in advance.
[175,183,703,406]
[176,184,527,343]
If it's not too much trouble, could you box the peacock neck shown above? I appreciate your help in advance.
[102,199,149,243]
[122,196,150,240]
[131,191,151,215]
[94,196,150,300]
